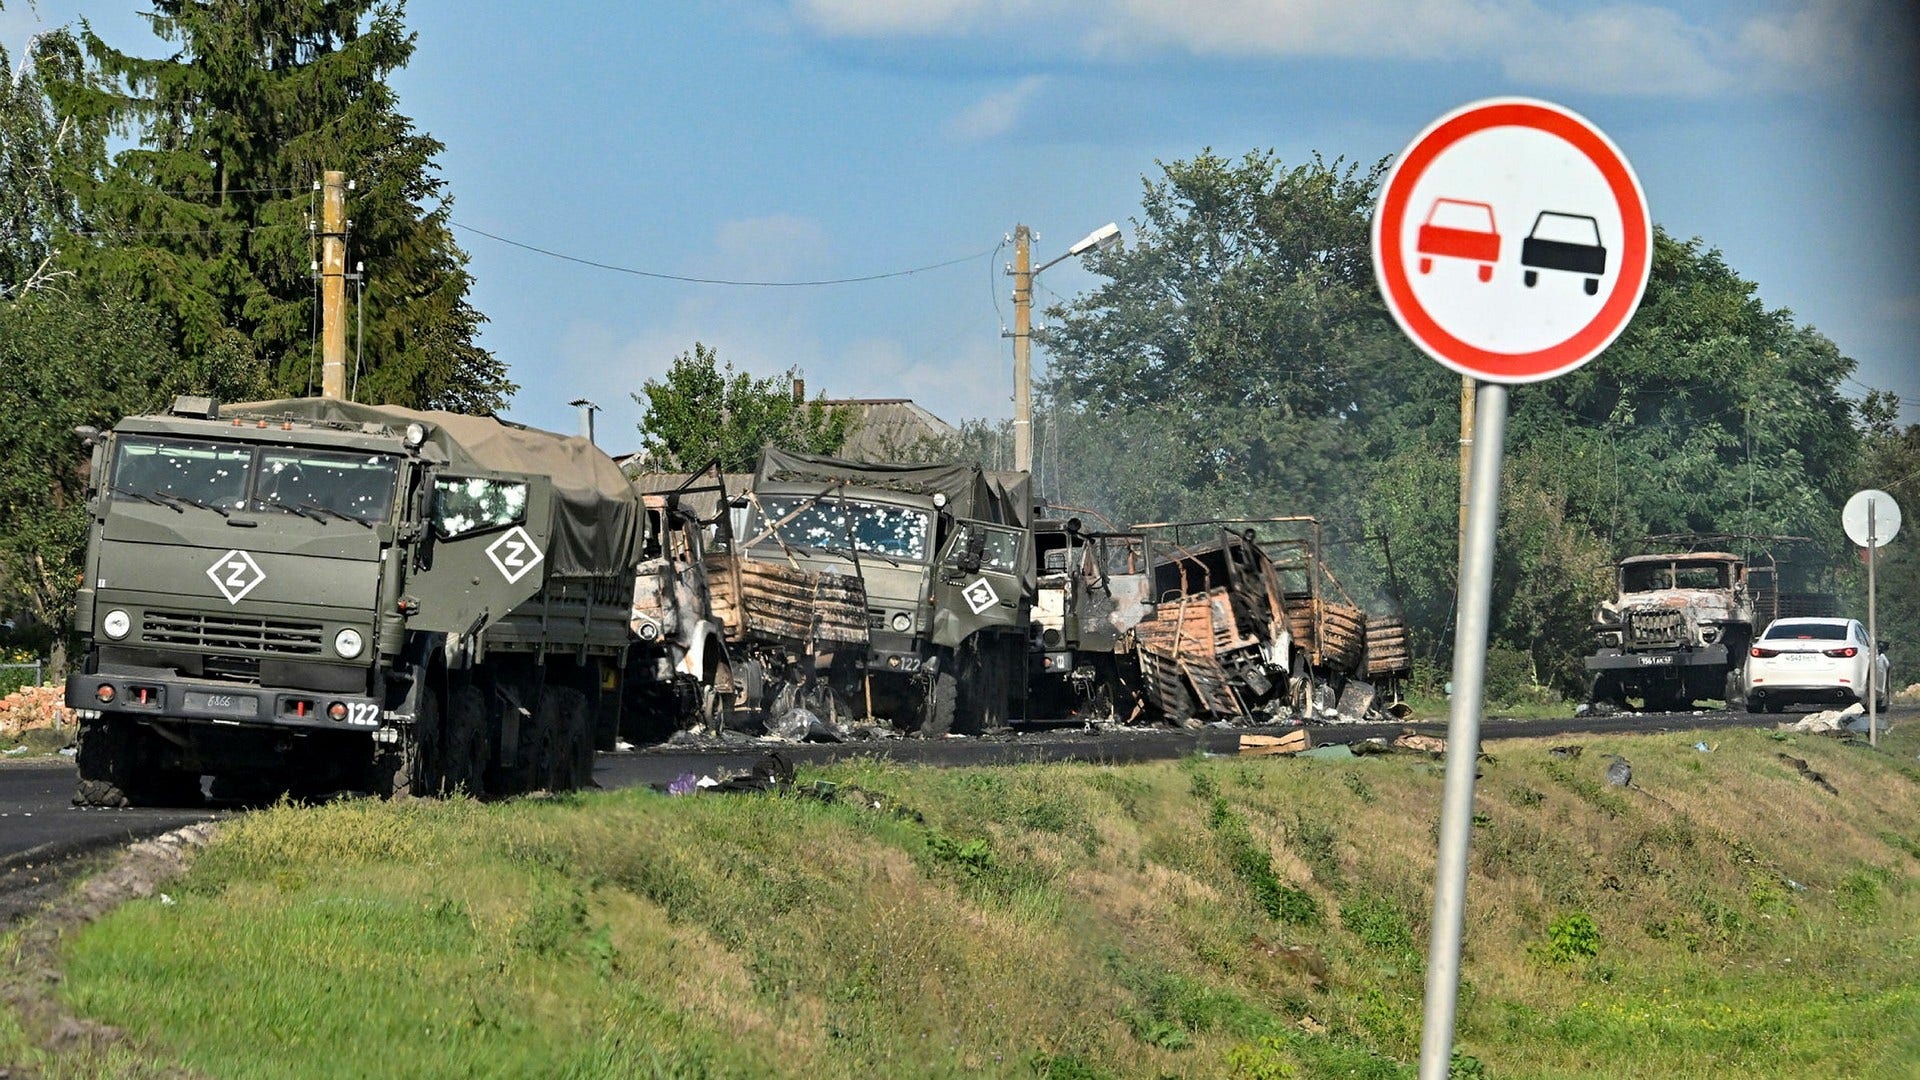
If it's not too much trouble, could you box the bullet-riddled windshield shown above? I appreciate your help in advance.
[754,495,933,562]
[111,436,400,524]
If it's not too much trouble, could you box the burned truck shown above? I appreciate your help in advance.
[736,449,1032,734]
[66,396,639,805]
[1027,513,1153,721]
[1585,551,1754,711]
[1130,519,1412,724]
[627,466,869,736]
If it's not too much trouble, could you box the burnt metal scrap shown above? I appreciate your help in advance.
[1123,517,1413,726]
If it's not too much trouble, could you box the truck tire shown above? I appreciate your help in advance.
[73,717,141,808]
[1722,670,1746,711]
[918,667,958,738]
[380,684,444,799]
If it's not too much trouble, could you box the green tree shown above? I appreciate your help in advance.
[1040,149,1446,598]
[41,0,512,412]
[1,30,68,296]
[1042,148,1865,692]
[0,293,177,671]
[632,343,853,472]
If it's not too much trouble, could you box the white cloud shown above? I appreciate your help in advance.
[793,0,1904,99]
[948,75,1048,141]
[795,0,1017,37]
[709,214,831,281]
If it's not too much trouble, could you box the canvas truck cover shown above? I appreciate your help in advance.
[225,398,640,577]
[755,448,1032,527]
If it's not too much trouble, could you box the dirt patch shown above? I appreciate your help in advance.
[2,822,218,1070]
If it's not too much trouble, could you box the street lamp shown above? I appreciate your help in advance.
[1009,221,1121,474]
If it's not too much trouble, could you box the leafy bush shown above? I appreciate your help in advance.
[1544,910,1602,964]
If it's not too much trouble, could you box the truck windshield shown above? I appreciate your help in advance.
[756,495,932,562]
[111,436,400,523]
[1622,561,1730,591]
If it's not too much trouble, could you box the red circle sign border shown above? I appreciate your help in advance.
[1374,98,1651,383]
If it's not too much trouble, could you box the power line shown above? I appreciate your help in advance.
[450,219,994,287]
[69,223,301,238]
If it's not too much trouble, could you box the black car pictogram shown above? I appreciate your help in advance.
[1520,211,1607,295]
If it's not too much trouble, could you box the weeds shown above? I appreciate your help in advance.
[18,730,1920,1080]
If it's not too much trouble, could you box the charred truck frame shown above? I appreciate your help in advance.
[66,397,638,805]
[1027,512,1153,722]
[736,450,1032,735]
[627,465,869,736]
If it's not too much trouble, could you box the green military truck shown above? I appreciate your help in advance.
[65,396,640,805]
[736,449,1032,735]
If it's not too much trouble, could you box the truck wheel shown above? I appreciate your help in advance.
[918,668,958,737]
[1589,673,1622,712]
[73,717,141,808]
[1722,671,1746,711]
[377,683,444,799]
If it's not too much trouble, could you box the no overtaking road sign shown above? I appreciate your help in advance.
[1372,97,1652,383]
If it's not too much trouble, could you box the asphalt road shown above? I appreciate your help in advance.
[10,702,1878,877]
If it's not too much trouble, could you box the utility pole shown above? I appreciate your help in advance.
[319,170,348,400]
[1010,224,1034,474]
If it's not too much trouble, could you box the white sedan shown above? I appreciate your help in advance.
[1745,617,1890,713]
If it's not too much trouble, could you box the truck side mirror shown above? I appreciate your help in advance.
[957,528,986,574]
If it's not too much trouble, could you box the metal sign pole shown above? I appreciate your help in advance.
[1417,380,1508,1079]
[1867,503,1878,748]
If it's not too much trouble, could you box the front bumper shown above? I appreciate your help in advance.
[1585,644,1729,673]
[66,669,388,733]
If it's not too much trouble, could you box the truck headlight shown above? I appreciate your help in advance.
[333,628,365,658]
[890,612,912,633]
[103,609,132,640]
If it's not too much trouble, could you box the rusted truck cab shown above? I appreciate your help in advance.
[1585,552,1753,711]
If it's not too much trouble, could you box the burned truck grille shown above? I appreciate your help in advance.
[1624,609,1685,650]
[142,611,325,656]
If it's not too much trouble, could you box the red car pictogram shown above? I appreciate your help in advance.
[1417,198,1500,282]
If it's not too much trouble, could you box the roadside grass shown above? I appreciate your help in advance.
[2,725,73,758]
[8,725,1920,1078]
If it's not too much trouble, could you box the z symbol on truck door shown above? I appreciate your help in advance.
[486,526,545,584]
[206,549,266,604]
[961,578,1000,615]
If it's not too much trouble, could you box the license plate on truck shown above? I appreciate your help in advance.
[185,691,259,716]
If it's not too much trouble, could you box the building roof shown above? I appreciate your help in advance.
[825,398,960,462]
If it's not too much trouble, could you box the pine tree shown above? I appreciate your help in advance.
[43,0,513,412]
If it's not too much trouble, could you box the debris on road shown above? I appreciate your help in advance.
[1239,731,1312,756]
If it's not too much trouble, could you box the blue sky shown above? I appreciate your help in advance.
[5,1,1917,447]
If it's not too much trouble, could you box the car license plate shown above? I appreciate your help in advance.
[1635,655,1674,666]
[185,690,259,717]
[1779,653,1814,663]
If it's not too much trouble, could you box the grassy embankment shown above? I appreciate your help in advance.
[5,724,1919,1079]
